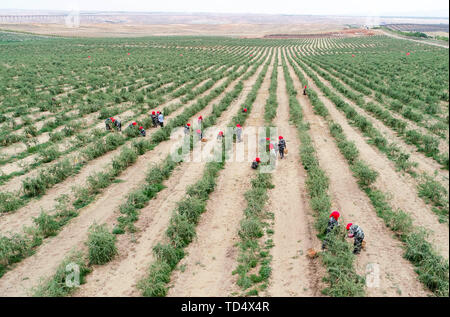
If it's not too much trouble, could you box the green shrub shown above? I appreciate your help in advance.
[87,224,117,265]
[351,160,378,187]
[33,211,59,238]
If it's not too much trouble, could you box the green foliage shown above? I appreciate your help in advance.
[87,224,117,265]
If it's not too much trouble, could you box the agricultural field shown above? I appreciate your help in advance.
[0,31,448,298]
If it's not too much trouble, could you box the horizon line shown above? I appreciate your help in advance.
[0,9,448,19]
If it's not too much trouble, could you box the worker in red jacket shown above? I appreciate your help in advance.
[322,211,340,250]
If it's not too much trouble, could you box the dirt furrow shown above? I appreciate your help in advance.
[285,50,430,297]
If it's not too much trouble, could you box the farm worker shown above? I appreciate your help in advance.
[277,136,287,159]
[236,124,242,142]
[196,129,203,140]
[217,131,224,140]
[303,85,307,96]
[198,116,203,127]
[128,121,137,129]
[346,223,365,254]
[251,157,261,169]
[112,118,122,131]
[139,126,146,137]
[151,111,158,127]
[105,117,113,130]
[158,112,164,127]
[322,211,340,250]
[242,108,248,113]
[184,123,191,135]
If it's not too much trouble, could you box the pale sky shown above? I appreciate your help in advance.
[1,0,449,17]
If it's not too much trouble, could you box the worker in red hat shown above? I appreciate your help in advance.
[112,117,121,131]
[105,117,113,130]
[139,126,146,137]
[198,115,203,124]
[236,124,242,142]
[322,211,340,250]
[242,108,248,113]
[303,85,307,96]
[346,223,365,254]
[251,157,261,169]
[151,111,158,127]
[217,130,224,140]
[184,123,191,135]
[277,136,287,159]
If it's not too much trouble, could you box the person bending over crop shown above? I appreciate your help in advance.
[277,136,286,159]
[346,223,365,254]
[105,117,113,130]
[128,121,137,129]
[217,131,224,140]
[151,111,158,128]
[139,126,146,137]
[251,157,261,169]
[322,211,340,250]
[113,118,121,131]
[303,85,307,96]
[184,123,191,135]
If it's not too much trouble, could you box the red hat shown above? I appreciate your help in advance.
[132,122,137,126]
[304,85,307,89]
[219,131,223,135]
[152,111,155,115]
[255,157,261,162]
[111,118,115,122]
[88,56,91,58]
[346,223,353,230]
[266,137,270,141]
[352,54,355,57]
[139,126,143,130]
[406,52,410,56]
[243,108,247,112]
[187,123,191,126]
[236,124,241,128]
[128,52,130,55]
[279,136,283,140]
[330,211,340,220]
[196,129,201,133]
